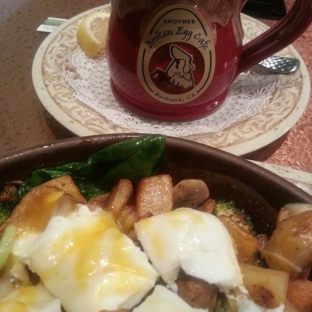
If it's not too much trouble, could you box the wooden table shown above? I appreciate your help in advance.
[1,0,311,174]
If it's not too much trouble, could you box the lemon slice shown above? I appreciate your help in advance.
[77,11,110,59]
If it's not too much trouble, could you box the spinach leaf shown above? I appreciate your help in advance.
[2,135,166,216]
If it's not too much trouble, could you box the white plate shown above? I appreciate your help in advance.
[32,4,310,156]
[250,161,312,196]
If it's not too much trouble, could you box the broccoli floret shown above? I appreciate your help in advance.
[213,200,255,234]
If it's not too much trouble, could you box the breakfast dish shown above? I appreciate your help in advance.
[1,135,312,311]
[32,4,310,156]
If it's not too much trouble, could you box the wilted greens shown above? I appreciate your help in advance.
[0,135,166,224]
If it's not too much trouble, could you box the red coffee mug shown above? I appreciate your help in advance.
[107,0,312,121]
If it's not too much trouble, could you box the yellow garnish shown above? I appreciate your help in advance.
[77,11,110,59]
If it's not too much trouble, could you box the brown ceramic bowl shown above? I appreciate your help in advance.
[0,134,311,237]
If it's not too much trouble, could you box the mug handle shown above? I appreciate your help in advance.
[236,0,312,76]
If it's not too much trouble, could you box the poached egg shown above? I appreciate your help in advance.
[133,285,208,312]
[135,207,243,293]
[0,282,61,312]
[12,205,159,312]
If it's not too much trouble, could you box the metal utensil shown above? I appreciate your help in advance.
[257,55,300,74]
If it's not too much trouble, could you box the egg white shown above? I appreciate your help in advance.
[233,292,285,312]
[133,285,208,312]
[9,202,282,312]
[12,205,159,312]
[134,207,243,292]
[0,282,61,312]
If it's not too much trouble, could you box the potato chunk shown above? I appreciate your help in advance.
[262,210,312,277]
[287,279,312,312]
[240,263,289,309]
[87,193,109,210]
[218,215,259,264]
[104,179,133,218]
[0,176,85,237]
[42,175,86,204]
[115,204,137,238]
[136,174,173,220]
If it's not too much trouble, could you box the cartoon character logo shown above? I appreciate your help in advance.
[166,45,195,89]
[150,45,196,94]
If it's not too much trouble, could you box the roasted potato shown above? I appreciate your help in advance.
[104,179,133,218]
[135,174,173,220]
[262,210,312,277]
[0,175,84,237]
[240,263,289,309]
[219,215,259,264]
[287,279,312,312]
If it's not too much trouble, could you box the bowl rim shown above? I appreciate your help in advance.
[1,133,312,204]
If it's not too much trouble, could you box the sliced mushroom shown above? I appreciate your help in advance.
[176,272,219,310]
[173,179,209,209]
